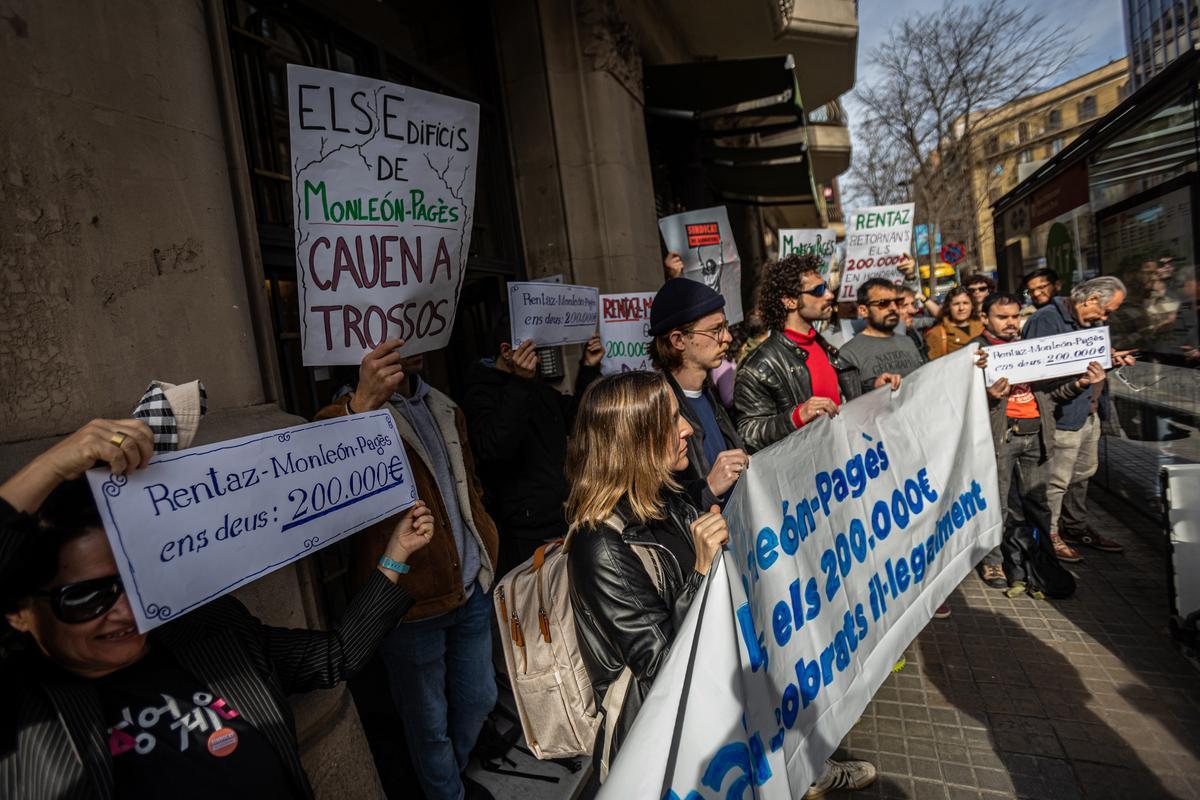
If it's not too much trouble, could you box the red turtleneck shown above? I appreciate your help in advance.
[783,327,841,427]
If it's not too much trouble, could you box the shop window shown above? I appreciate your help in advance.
[1078,95,1098,121]
[1018,148,1035,163]
[1046,108,1062,131]
[1049,137,1065,156]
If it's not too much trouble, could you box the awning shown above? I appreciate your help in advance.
[644,56,818,207]
[644,55,805,137]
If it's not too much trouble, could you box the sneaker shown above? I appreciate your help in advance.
[1005,581,1027,598]
[804,758,878,798]
[1049,530,1084,563]
[980,563,1007,588]
[1061,526,1124,553]
[933,603,951,619]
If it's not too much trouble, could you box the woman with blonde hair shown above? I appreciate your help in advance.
[565,371,727,772]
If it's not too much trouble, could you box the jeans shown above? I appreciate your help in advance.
[1046,414,1100,535]
[380,584,497,800]
[984,426,1053,581]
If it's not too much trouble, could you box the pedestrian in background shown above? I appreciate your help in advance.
[925,286,984,359]
[962,273,996,319]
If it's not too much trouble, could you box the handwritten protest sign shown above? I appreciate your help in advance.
[600,349,1001,798]
[86,411,417,633]
[599,292,654,375]
[984,327,1111,385]
[840,203,915,302]
[287,65,479,365]
[659,207,744,324]
[778,228,838,275]
[508,282,599,347]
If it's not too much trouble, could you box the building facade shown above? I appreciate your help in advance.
[1125,0,1200,89]
[968,59,1129,275]
[0,0,857,795]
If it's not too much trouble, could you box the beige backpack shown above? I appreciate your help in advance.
[493,515,665,780]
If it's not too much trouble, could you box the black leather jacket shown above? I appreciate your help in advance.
[733,329,862,452]
[567,492,702,765]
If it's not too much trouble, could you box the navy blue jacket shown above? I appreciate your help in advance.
[1021,297,1110,432]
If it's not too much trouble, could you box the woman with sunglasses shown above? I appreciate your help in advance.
[925,285,985,360]
[1,418,433,799]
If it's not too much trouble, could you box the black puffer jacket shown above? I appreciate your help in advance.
[733,330,862,452]
[462,360,600,538]
[567,492,702,766]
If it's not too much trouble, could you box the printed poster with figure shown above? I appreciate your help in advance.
[287,65,480,365]
[659,207,744,324]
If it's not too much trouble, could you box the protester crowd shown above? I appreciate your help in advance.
[1,243,1146,800]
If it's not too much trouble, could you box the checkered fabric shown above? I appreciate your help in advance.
[132,381,208,452]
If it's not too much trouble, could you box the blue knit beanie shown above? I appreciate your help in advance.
[649,277,726,336]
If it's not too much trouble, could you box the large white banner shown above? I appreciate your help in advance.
[288,65,480,364]
[86,411,418,632]
[659,207,744,324]
[599,292,655,375]
[840,204,915,302]
[600,349,1001,798]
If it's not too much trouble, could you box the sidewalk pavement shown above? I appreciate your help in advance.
[829,493,1200,800]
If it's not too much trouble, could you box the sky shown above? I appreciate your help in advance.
[843,0,1127,200]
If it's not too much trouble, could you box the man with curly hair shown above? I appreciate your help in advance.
[733,254,863,453]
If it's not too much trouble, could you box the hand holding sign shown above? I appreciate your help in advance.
[354,339,407,412]
[503,340,540,379]
[689,505,729,576]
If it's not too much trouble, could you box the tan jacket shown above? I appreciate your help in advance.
[316,390,499,621]
[925,317,985,359]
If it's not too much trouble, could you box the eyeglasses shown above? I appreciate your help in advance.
[966,286,991,294]
[35,575,125,624]
[799,283,830,298]
[683,322,730,341]
[864,298,901,309]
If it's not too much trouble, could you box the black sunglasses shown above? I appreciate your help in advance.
[34,575,125,624]
[799,283,829,297]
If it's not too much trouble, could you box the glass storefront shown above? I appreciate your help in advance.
[995,65,1200,515]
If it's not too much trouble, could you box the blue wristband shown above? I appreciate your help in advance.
[378,555,410,574]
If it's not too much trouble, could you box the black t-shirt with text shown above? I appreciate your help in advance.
[96,646,296,799]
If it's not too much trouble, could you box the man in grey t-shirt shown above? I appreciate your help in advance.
[839,278,924,394]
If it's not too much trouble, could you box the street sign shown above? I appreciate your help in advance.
[940,242,966,265]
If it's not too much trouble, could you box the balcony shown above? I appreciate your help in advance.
[806,100,851,182]
[656,0,858,109]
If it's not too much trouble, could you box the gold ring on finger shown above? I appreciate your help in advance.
[110,432,128,447]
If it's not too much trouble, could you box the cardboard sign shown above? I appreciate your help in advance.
[287,65,480,365]
[778,228,838,275]
[840,203,915,302]
[600,349,1002,798]
[984,327,1112,385]
[508,282,599,347]
[659,207,744,324]
[599,292,655,375]
[87,411,418,632]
